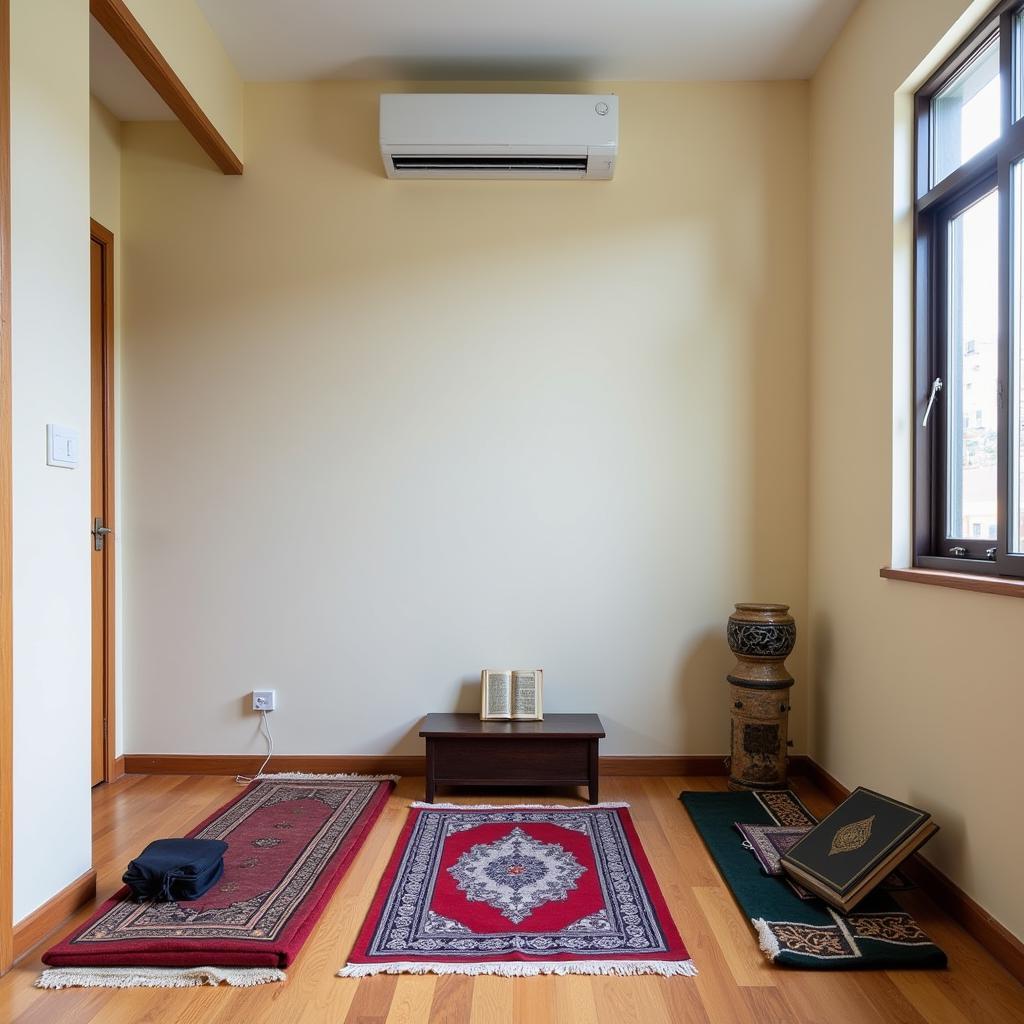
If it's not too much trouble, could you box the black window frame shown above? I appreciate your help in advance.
[914,0,1024,579]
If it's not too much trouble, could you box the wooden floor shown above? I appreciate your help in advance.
[2,774,1022,1023]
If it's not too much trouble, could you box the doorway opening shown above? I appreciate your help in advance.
[90,219,116,786]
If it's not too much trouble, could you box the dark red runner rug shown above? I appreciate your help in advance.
[38,774,394,988]
[341,801,696,977]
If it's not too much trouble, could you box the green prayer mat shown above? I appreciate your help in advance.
[680,789,947,969]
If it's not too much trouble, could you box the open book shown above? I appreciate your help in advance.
[480,669,544,721]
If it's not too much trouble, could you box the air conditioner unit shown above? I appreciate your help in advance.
[379,94,618,180]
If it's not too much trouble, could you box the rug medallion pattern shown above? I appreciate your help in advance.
[447,826,586,924]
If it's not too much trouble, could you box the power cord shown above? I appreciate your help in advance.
[235,709,274,785]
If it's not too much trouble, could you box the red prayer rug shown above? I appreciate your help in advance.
[340,802,696,977]
[38,774,395,988]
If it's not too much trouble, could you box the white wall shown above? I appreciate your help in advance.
[809,0,1024,940]
[10,0,92,921]
[120,81,810,760]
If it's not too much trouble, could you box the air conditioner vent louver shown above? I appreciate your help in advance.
[380,94,618,180]
[391,155,589,173]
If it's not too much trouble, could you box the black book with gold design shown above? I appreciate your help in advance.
[780,787,937,913]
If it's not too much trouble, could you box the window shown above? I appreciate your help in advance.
[915,1,1024,578]
[930,35,1000,186]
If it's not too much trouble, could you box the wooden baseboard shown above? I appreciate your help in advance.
[788,754,848,802]
[123,754,427,777]
[123,753,733,778]
[797,755,1024,984]
[12,868,95,962]
[111,755,125,781]
[601,755,728,776]
[904,849,1024,984]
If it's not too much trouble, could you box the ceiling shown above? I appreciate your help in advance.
[90,16,174,121]
[91,1,859,123]
[195,0,860,82]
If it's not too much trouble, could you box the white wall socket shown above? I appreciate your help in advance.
[252,689,277,712]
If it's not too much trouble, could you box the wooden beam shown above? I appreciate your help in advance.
[90,0,242,175]
[0,0,12,978]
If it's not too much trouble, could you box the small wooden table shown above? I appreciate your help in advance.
[419,713,605,804]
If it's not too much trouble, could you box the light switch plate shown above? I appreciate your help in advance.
[46,424,79,468]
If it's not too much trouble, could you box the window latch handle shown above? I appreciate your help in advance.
[922,376,943,428]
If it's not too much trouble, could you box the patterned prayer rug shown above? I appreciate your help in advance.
[38,774,395,988]
[681,790,947,969]
[340,802,696,977]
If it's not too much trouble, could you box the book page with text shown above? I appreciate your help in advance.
[483,670,512,718]
[511,670,539,719]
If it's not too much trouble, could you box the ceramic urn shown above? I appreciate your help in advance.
[725,603,796,791]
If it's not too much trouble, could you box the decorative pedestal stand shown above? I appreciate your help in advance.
[725,603,796,791]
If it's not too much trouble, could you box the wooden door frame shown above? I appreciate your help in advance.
[90,219,116,785]
[0,0,13,977]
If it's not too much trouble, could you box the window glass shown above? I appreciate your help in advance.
[1017,11,1024,121]
[946,189,999,540]
[932,37,1001,186]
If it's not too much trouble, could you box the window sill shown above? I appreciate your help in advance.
[880,566,1024,598]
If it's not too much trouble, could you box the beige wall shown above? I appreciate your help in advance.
[809,0,1024,940]
[125,0,243,162]
[10,0,92,921]
[120,80,810,761]
[90,96,120,233]
[89,95,125,757]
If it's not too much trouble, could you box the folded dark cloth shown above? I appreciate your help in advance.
[122,838,228,903]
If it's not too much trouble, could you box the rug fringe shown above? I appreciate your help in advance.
[36,966,287,989]
[752,918,781,962]
[410,801,630,810]
[338,959,697,978]
[257,772,401,783]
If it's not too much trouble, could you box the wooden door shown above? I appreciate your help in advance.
[90,221,115,786]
